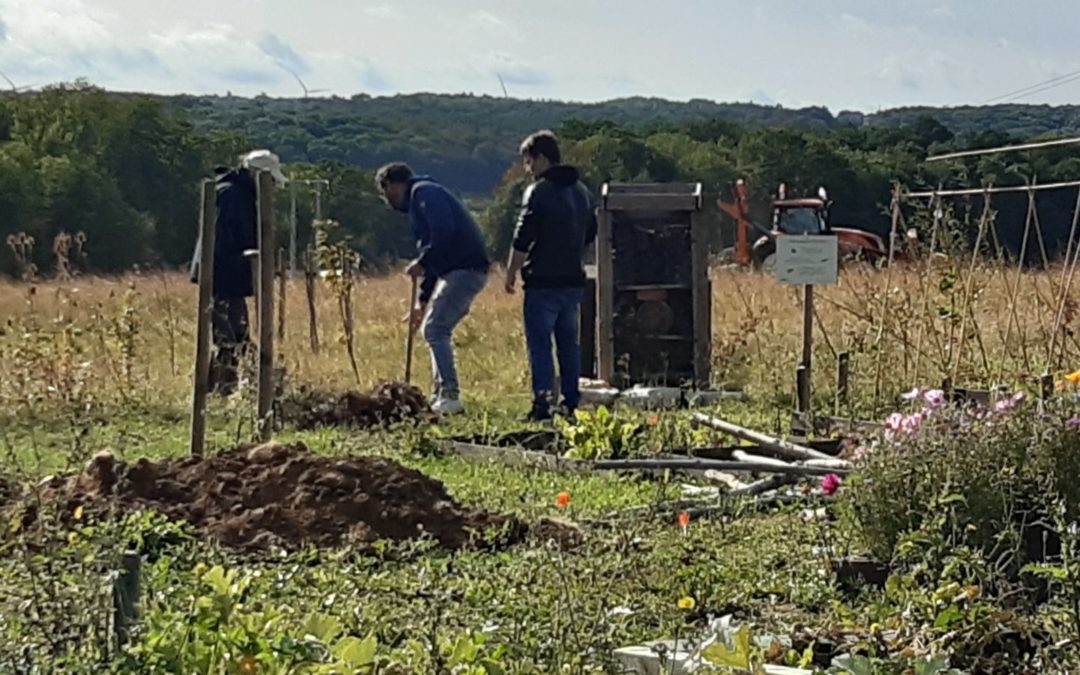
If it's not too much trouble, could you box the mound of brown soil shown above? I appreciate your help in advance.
[11,443,577,551]
[281,381,431,430]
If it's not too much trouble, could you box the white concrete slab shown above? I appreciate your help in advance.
[613,640,813,675]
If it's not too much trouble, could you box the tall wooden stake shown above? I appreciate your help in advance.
[836,351,850,416]
[304,247,320,354]
[189,179,216,457]
[112,551,141,652]
[256,171,276,442]
[276,247,286,342]
[289,178,298,275]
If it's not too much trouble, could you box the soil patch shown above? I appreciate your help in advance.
[280,381,431,430]
[6,442,579,551]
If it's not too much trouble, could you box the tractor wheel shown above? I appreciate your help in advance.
[751,243,776,273]
[760,253,777,274]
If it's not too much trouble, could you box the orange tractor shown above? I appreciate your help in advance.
[717,179,888,270]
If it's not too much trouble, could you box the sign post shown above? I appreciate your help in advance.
[775,234,839,415]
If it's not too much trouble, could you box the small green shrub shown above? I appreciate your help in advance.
[556,406,643,460]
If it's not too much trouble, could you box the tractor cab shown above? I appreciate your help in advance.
[750,186,832,269]
[772,185,831,235]
[774,199,829,235]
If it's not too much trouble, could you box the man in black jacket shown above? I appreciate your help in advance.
[505,130,597,421]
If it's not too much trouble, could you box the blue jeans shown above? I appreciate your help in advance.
[421,269,488,400]
[524,287,584,416]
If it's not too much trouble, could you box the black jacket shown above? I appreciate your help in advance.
[190,169,258,298]
[512,165,597,289]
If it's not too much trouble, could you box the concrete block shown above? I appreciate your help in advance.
[613,639,696,675]
[621,386,683,409]
[579,387,620,407]
[613,640,812,675]
[686,390,749,406]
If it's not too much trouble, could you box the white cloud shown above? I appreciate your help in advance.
[363,4,398,19]
[0,0,1077,109]
[471,11,508,29]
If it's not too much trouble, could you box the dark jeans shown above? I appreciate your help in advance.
[524,287,583,416]
[211,296,249,393]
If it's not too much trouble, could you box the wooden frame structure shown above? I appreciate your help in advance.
[595,182,710,387]
[189,170,277,455]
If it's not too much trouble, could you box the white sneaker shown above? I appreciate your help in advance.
[432,397,466,416]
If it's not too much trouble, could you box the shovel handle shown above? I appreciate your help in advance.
[405,276,419,383]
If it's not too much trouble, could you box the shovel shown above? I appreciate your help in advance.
[405,275,418,384]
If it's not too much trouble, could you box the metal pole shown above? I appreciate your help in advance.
[314,183,323,222]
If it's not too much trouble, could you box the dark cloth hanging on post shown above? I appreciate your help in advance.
[190,168,259,298]
[190,166,259,394]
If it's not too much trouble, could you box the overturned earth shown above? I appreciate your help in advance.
[279,381,431,430]
[4,442,581,551]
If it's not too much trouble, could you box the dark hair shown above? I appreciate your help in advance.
[519,130,561,164]
[375,162,413,189]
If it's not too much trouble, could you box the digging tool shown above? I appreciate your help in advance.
[405,275,419,383]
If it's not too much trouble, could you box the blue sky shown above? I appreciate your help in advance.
[0,0,1076,111]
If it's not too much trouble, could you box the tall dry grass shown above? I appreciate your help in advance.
[2,257,1079,421]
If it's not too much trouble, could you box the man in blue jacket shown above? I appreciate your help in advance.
[504,131,597,421]
[377,163,490,415]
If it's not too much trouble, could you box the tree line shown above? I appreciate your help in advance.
[3,83,1080,277]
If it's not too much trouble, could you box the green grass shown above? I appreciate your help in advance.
[5,268,1074,673]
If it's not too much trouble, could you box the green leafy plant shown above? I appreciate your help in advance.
[556,406,642,460]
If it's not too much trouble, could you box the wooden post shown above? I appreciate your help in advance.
[289,179,298,275]
[256,171,275,442]
[113,551,141,651]
[189,179,216,457]
[796,365,810,414]
[836,351,850,415]
[690,206,712,388]
[1040,371,1053,412]
[596,207,615,384]
[276,247,286,342]
[304,247,320,354]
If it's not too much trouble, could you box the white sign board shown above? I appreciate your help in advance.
[774,235,838,286]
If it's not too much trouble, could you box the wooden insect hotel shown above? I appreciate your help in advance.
[582,182,711,388]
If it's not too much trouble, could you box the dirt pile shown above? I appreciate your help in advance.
[10,443,579,551]
[280,381,431,430]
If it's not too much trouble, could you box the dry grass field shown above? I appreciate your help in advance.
[2,257,1075,424]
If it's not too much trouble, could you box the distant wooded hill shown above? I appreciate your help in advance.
[160,92,1080,194]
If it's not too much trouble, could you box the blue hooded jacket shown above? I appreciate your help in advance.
[400,176,490,303]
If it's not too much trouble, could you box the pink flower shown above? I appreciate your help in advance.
[885,412,904,432]
[901,412,924,433]
[1067,417,1080,429]
[923,389,946,408]
[821,473,842,496]
[993,391,1026,414]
